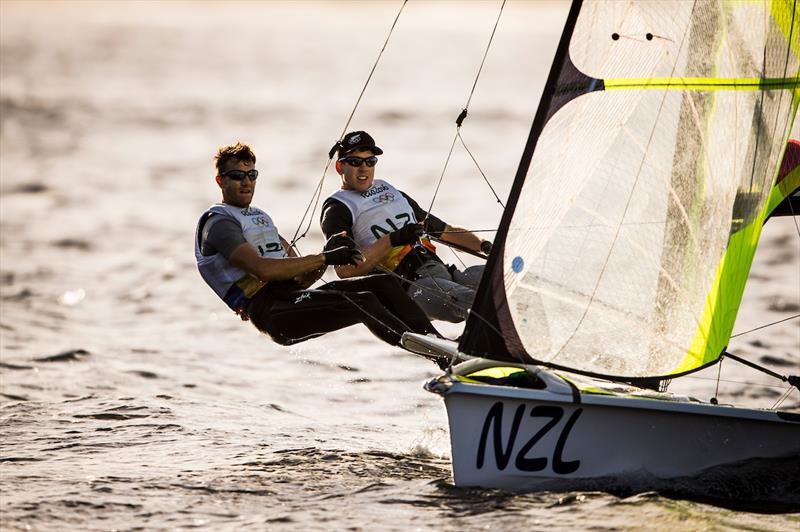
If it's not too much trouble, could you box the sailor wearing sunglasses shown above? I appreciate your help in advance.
[195,142,439,347]
[321,131,491,323]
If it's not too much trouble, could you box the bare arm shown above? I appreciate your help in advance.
[229,242,326,283]
[334,234,393,278]
[439,224,484,253]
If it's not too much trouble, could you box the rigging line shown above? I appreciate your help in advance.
[445,243,468,269]
[729,313,800,337]
[336,0,408,141]
[685,375,795,389]
[723,351,799,389]
[423,0,506,222]
[324,274,464,350]
[440,228,498,234]
[289,0,408,247]
[712,356,723,404]
[289,161,332,247]
[457,129,505,207]
[428,234,488,259]
[424,131,460,227]
[337,291,404,342]
[772,386,794,410]
[464,303,507,341]
[463,0,506,111]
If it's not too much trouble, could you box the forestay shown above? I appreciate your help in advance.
[461,0,800,379]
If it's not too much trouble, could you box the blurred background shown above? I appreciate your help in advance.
[1,1,797,529]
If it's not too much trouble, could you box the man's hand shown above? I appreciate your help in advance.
[323,246,362,266]
[480,240,492,255]
[325,232,357,252]
[323,232,363,266]
[389,222,423,247]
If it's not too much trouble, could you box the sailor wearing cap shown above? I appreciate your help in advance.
[196,141,440,347]
[320,131,491,323]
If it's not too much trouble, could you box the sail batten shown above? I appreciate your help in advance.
[461,0,800,380]
[605,76,800,90]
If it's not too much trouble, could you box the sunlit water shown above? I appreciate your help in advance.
[1,1,798,530]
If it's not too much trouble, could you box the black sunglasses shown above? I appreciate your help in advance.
[339,156,378,168]
[220,169,259,181]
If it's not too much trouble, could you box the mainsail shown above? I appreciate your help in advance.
[460,0,800,379]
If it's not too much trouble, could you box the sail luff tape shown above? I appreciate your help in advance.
[603,76,799,91]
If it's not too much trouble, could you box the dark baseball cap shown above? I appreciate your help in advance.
[336,130,384,157]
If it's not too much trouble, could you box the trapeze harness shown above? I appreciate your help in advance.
[328,179,442,280]
[194,203,285,316]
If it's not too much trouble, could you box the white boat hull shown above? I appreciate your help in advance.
[438,379,800,491]
[401,333,800,491]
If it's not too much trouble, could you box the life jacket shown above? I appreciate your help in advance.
[194,203,285,312]
[329,179,436,271]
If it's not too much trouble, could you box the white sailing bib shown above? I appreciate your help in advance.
[329,179,418,249]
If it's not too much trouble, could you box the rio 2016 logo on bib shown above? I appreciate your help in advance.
[372,193,395,204]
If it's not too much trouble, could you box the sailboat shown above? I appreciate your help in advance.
[402,0,800,492]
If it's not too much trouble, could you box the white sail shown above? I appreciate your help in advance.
[464,0,799,378]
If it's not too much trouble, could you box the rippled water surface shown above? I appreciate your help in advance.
[1,1,799,530]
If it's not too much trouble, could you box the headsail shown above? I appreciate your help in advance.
[461,0,800,379]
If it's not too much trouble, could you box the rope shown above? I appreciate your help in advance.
[685,374,796,389]
[729,314,800,337]
[457,129,505,207]
[338,292,404,340]
[439,228,498,234]
[424,132,461,227]
[446,243,468,269]
[772,386,795,410]
[321,260,474,337]
[315,262,473,356]
[711,357,723,404]
[289,0,409,248]
[462,0,506,114]
[334,0,408,146]
[423,0,506,222]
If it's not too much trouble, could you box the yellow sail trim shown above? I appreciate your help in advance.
[604,77,799,91]
[605,0,800,98]
[670,222,761,374]
[766,164,800,214]
[671,99,800,375]
[770,0,800,62]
